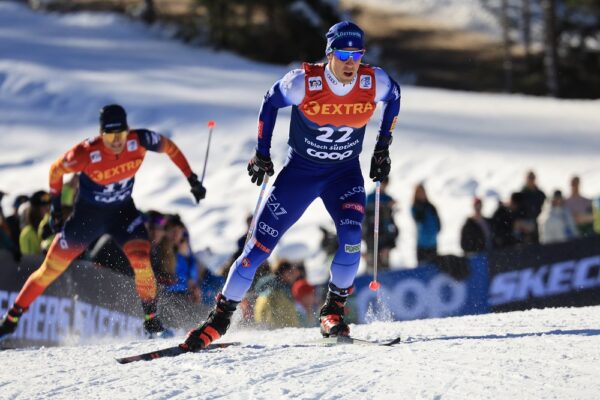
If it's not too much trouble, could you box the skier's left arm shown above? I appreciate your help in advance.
[137,130,206,203]
[369,68,401,182]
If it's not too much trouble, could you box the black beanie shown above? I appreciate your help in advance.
[99,104,128,132]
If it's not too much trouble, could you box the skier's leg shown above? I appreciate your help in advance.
[318,164,366,336]
[184,160,321,349]
[1,203,101,338]
[322,171,365,290]
[221,166,320,302]
[111,202,169,337]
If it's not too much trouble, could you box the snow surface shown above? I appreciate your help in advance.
[1,3,600,399]
[2,306,600,399]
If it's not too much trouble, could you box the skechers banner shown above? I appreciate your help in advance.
[488,235,600,312]
[0,252,145,347]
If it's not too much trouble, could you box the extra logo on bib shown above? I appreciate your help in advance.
[308,76,323,91]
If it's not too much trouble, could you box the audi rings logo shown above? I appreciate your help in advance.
[307,148,353,160]
[258,222,279,237]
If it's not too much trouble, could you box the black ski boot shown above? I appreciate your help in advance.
[142,301,174,338]
[319,284,353,338]
[182,293,239,351]
[0,305,24,340]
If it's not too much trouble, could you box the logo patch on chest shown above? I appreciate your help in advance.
[127,140,138,152]
[90,150,102,163]
[308,76,323,91]
[359,75,372,89]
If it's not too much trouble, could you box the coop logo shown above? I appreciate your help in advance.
[258,222,278,238]
[267,194,287,220]
[90,150,102,163]
[342,202,365,214]
[359,75,372,89]
[354,274,468,323]
[339,186,365,201]
[127,139,138,152]
[308,76,323,91]
[302,101,374,116]
[489,255,600,306]
[307,148,352,160]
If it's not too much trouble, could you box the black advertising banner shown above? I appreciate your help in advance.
[0,251,145,347]
[0,250,209,348]
[488,236,600,312]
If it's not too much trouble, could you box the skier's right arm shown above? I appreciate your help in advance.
[255,69,305,157]
[249,69,305,185]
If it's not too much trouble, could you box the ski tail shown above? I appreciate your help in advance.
[319,336,401,346]
[116,341,241,364]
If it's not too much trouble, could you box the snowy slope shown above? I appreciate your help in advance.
[1,305,599,399]
[342,0,502,36]
[1,4,600,399]
[1,2,599,274]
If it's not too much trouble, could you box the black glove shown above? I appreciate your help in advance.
[247,152,274,186]
[369,149,391,182]
[49,204,63,233]
[187,173,206,203]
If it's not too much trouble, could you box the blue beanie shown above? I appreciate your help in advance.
[325,21,365,54]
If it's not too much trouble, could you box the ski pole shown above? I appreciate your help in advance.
[200,120,216,182]
[245,175,270,246]
[369,181,381,291]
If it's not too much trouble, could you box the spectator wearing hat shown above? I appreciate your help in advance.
[19,190,51,255]
[460,197,492,256]
[254,259,302,329]
[540,190,579,244]
[292,278,318,327]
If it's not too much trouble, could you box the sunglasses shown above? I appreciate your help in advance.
[102,130,128,143]
[332,49,365,62]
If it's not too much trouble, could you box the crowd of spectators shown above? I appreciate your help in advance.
[2,169,597,332]
[459,171,595,256]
